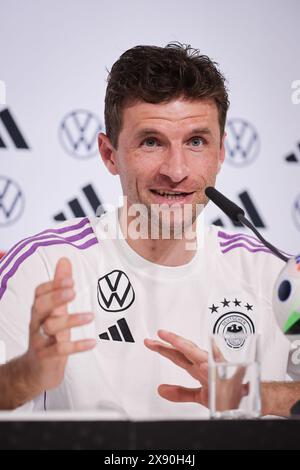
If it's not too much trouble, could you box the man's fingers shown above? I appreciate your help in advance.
[53,258,74,317]
[232,365,247,385]
[145,338,209,384]
[158,384,203,404]
[32,287,75,329]
[37,338,96,359]
[144,338,176,354]
[144,338,192,369]
[212,341,226,362]
[31,258,75,333]
[157,330,208,366]
[34,278,74,298]
[42,312,94,337]
[54,257,73,282]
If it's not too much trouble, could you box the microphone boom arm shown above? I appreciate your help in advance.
[238,214,288,263]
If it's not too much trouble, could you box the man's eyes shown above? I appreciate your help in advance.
[189,136,205,147]
[141,137,160,147]
[140,136,206,148]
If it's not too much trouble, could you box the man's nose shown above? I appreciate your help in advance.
[159,147,190,183]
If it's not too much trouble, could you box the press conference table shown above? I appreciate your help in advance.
[0,412,299,449]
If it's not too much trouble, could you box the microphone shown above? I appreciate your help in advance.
[205,186,288,263]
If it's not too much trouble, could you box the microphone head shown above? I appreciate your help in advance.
[205,186,245,222]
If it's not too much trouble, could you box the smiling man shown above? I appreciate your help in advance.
[99,44,226,269]
[0,43,299,417]
[100,96,225,266]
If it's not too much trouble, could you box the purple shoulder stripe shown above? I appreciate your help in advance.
[0,226,94,277]
[0,218,98,301]
[219,235,266,249]
[218,230,262,243]
[0,217,90,271]
[218,230,293,258]
[0,237,98,301]
[220,242,272,255]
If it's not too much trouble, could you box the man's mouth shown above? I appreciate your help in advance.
[149,189,195,203]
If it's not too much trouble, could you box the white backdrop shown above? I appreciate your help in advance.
[0,0,299,254]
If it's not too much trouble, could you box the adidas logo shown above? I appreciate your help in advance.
[0,108,30,150]
[54,183,105,221]
[99,317,135,343]
[212,190,266,228]
[285,142,300,163]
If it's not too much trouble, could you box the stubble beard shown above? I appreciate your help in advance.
[124,185,206,241]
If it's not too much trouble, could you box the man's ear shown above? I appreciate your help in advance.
[217,132,226,173]
[98,132,119,175]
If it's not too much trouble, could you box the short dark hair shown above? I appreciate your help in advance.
[104,42,229,148]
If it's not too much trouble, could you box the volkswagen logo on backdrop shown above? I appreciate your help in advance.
[225,118,260,167]
[0,176,25,226]
[59,109,102,159]
[292,194,300,232]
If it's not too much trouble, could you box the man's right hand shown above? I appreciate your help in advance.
[24,257,95,392]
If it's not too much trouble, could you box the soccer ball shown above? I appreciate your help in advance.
[272,255,300,340]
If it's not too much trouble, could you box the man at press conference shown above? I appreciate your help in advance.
[0,42,299,417]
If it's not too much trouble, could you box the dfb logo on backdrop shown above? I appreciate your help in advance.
[0,108,30,150]
[59,110,102,159]
[292,194,300,231]
[0,176,25,226]
[225,118,260,167]
[53,183,104,221]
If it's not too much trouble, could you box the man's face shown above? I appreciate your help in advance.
[101,97,225,233]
